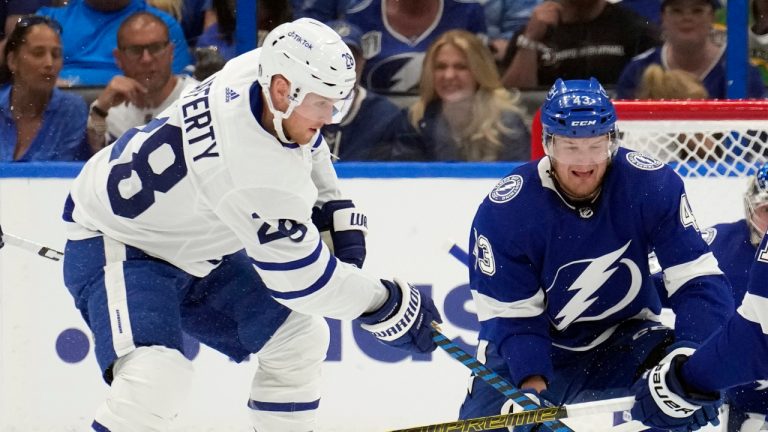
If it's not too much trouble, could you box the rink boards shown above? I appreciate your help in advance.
[0,163,743,432]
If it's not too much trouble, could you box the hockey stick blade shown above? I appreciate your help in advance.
[389,396,636,432]
[431,326,575,432]
[2,232,64,261]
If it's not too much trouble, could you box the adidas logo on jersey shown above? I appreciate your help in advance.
[225,87,240,102]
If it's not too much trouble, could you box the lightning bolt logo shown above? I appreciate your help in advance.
[755,380,768,391]
[552,240,641,330]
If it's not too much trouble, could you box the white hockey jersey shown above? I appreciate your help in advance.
[65,48,385,320]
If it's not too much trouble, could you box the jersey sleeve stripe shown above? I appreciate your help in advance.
[250,239,323,271]
[471,289,546,321]
[662,252,723,296]
[269,253,337,300]
[737,292,768,335]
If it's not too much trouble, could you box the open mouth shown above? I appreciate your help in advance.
[571,169,594,178]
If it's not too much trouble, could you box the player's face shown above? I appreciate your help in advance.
[751,202,768,236]
[662,0,715,47]
[433,44,477,104]
[115,20,173,93]
[284,92,351,144]
[7,24,62,93]
[549,135,611,199]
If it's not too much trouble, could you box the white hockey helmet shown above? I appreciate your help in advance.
[744,162,768,245]
[258,17,357,143]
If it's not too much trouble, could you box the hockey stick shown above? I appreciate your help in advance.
[0,226,63,261]
[388,396,637,432]
[431,326,575,432]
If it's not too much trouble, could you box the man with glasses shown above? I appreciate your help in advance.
[61,17,440,432]
[458,77,730,431]
[86,11,197,152]
[37,0,191,86]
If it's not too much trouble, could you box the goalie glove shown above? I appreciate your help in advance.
[312,200,367,268]
[357,279,442,353]
[631,353,722,432]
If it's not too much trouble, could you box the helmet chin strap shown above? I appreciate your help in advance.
[261,86,297,144]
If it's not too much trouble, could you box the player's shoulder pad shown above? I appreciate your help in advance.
[621,149,666,172]
[486,162,538,205]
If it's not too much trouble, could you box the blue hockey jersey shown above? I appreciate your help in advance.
[684,229,768,391]
[346,0,486,93]
[469,148,733,384]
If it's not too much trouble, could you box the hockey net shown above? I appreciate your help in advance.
[530,100,768,177]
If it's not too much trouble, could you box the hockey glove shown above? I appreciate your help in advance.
[358,279,442,353]
[631,354,722,432]
[312,200,367,268]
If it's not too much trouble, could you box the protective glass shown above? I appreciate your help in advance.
[291,90,354,124]
[547,135,613,165]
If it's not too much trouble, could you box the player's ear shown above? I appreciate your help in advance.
[269,75,291,111]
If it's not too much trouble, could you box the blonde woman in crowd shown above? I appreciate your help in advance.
[634,64,718,161]
[394,29,530,161]
[636,63,709,99]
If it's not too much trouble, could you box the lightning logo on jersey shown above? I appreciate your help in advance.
[551,241,642,330]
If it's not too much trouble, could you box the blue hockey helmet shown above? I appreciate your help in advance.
[745,162,768,245]
[541,78,619,161]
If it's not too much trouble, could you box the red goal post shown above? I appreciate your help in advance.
[530,100,768,177]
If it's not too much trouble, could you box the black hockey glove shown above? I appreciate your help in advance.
[311,200,367,268]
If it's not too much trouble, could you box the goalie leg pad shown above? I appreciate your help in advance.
[93,345,193,432]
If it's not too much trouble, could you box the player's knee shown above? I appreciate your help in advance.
[94,346,194,432]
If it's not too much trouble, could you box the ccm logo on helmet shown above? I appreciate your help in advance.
[571,120,597,126]
[286,31,313,49]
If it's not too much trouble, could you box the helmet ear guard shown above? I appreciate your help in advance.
[257,18,357,143]
[541,77,619,159]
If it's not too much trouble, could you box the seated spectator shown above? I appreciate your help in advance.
[0,15,90,161]
[395,29,530,161]
[501,0,659,89]
[37,0,192,86]
[617,0,765,99]
[346,0,486,94]
[321,20,409,161]
[87,12,197,151]
[484,0,541,63]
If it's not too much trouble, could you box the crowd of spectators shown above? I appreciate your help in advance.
[0,0,765,162]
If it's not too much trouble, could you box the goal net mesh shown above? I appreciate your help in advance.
[532,100,768,177]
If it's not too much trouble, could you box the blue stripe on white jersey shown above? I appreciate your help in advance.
[268,254,338,300]
[251,239,323,271]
